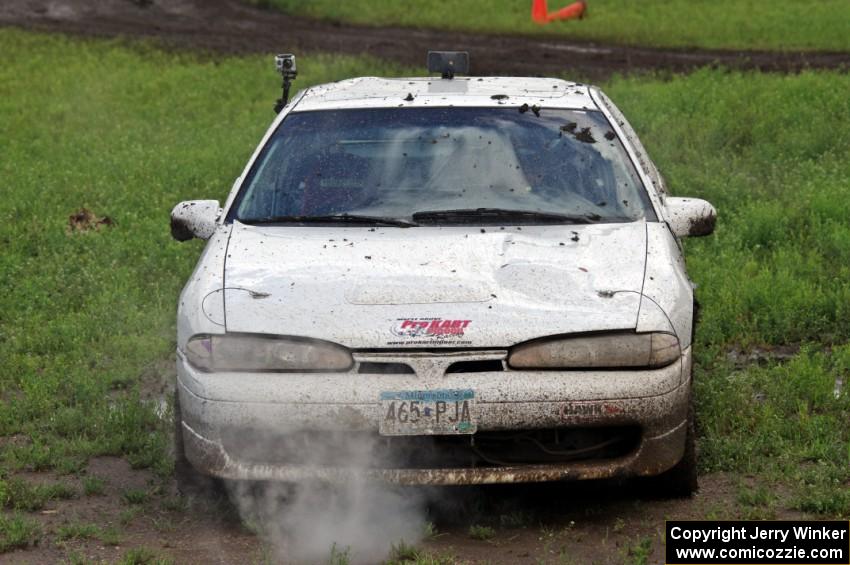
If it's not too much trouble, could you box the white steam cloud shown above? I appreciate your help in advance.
[226,432,426,564]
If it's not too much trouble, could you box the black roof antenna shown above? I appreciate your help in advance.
[427,51,469,79]
[274,54,297,114]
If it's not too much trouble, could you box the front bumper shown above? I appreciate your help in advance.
[176,347,692,485]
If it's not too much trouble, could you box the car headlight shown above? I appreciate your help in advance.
[184,334,353,372]
[508,332,680,369]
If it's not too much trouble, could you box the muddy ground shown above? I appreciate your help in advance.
[1,459,808,565]
[2,0,850,79]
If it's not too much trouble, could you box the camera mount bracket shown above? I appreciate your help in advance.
[274,54,297,114]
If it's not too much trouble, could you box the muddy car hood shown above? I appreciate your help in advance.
[222,221,648,348]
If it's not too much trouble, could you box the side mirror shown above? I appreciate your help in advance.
[170,200,221,241]
[664,197,716,237]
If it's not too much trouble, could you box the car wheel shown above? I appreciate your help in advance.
[650,398,698,498]
[173,389,228,502]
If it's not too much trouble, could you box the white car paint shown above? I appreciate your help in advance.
[172,74,715,486]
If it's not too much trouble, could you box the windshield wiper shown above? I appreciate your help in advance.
[411,208,625,225]
[238,214,419,228]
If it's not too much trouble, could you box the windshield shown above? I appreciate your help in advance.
[230,107,655,225]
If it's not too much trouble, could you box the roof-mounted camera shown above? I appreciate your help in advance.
[274,54,297,114]
[427,51,469,80]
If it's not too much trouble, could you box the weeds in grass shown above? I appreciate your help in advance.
[612,517,625,533]
[160,495,187,512]
[703,504,732,521]
[468,524,496,541]
[82,476,106,496]
[740,505,778,521]
[737,481,778,518]
[55,457,88,475]
[499,510,533,529]
[56,522,100,541]
[0,478,76,511]
[119,547,173,565]
[539,524,557,540]
[422,521,439,540]
[120,507,141,526]
[152,515,177,533]
[99,526,124,547]
[122,489,150,505]
[328,542,352,565]
[792,465,850,517]
[389,539,421,561]
[67,551,95,565]
[795,491,850,517]
[253,542,277,565]
[626,536,653,565]
[388,553,457,565]
[0,513,41,553]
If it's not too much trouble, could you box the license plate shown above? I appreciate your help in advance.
[379,389,476,436]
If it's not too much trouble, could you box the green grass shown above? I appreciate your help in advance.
[387,553,457,565]
[499,510,533,528]
[119,547,174,565]
[0,28,408,487]
[604,68,850,514]
[99,526,124,547]
[736,482,778,520]
[119,507,141,527]
[1,23,850,564]
[467,524,496,540]
[625,536,653,565]
[0,478,76,512]
[328,542,352,565]
[736,482,774,508]
[389,539,422,561]
[82,475,105,496]
[422,521,439,540]
[122,488,150,505]
[0,514,41,552]
[56,522,100,542]
[254,0,850,51]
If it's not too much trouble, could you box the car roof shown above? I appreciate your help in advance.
[292,76,598,112]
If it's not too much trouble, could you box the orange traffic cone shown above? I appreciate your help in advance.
[531,0,550,24]
[549,0,586,21]
[531,0,587,24]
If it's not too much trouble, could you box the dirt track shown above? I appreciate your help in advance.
[3,461,804,565]
[2,0,849,79]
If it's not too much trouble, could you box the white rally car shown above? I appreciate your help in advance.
[170,52,715,497]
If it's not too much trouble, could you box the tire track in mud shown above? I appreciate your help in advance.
[2,0,849,79]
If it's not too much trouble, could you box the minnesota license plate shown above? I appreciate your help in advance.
[379,389,476,436]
